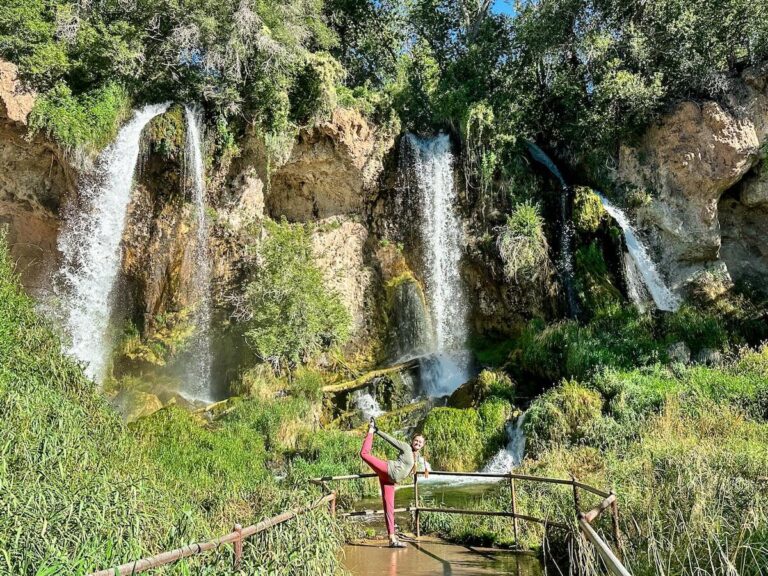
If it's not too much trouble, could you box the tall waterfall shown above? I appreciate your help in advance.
[57,103,169,381]
[525,142,579,318]
[597,194,680,312]
[403,133,470,395]
[184,106,213,400]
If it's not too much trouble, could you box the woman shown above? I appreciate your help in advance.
[360,418,429,548]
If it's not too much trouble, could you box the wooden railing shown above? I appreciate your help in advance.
[86,493,337,576]
[312,470,631,576]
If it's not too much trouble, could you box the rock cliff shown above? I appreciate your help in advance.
[618,65,768,293]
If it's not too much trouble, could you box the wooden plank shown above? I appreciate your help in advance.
[339,507,413,517]
[573,481,611,498]
[579,518,633,576]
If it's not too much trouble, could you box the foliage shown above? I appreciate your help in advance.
[422,398,511,471]
[234,220,351,370]
[496,200,550,282]
[118,309,195,367]
[574,241,622,313]
[525,380,603,454]
[0,231,347,573]
[28,81,130,153]
[573,187,605,235]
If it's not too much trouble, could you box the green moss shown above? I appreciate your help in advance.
[145,104,185,160]
[574,241,622,313]
[422,399,511,471]
[573,186,605,234]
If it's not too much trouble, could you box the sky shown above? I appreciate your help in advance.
[492,0,516,16]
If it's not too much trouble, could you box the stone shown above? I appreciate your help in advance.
[667,341,691,365]
[0,59,35,126]
[110,388,163,422]
[740,169,768,207]
[617,67,768,291]
[269,108,393,221]
[311,216,373,343]
[696,347,723,366]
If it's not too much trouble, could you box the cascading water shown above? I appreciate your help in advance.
[353,390,385,421]
[525,142,579,318]
[184,106,214,400]
[57,103,169,381]
[597,194,680,312]
[403,133,470,396]
[483,412,527,474]
[388,278,433,362]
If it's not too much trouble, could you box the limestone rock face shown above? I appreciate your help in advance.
[0,60,35,126]
[269,109,393,221]
[0,60,74,293]
[311,216,374,346]
[618,67,768,289]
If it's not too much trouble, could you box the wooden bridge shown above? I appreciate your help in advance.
[86,471,631,576]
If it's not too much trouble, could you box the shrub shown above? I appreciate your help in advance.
[422,399,511,471]
[234,220,351,370]
[496,200,550,282]
[572,187,605,234]
[524,380,603,454]
[28,81,130,153]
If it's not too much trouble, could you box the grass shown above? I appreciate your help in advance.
[0,230,347,574]
[422,346,768,575]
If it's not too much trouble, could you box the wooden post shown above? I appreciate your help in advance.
[609,491,623,559]
[233,523,243,570]
[571,476,582,518]
[329,491,337,518]
[509,473,519,546]
[413,473,421,539]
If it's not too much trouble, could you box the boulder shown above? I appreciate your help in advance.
[617,67,768,291]
[0,59,35,126]
[667,341,691,365]
[110,388,163,422]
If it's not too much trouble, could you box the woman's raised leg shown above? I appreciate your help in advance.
[360,432,389,477]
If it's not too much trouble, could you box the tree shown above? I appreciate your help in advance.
[233,221,351,371]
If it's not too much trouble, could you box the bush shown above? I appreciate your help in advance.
[28,81,130,153]
[496,200,550,282]
[573,187,605,234]
[524,380,603,454]
[422,398,511,471]
[235,220,351,370]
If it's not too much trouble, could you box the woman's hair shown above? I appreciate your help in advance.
[412,434,428,479]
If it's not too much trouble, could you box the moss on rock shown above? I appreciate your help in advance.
[573,186,606,235]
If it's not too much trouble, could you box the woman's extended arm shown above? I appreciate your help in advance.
[375,429,410,454]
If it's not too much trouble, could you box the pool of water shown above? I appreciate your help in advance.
[342,538,542,576]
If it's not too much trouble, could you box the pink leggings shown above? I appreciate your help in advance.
[360,433,396,536]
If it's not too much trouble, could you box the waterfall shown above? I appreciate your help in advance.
[353,390,384,421]
[184,106,213,400]
[402,133,470,395]
[483,412,527,474]
[525,142,579,318]
[57,103,169,381]
[597,194,680,312]
[388,278,433,362]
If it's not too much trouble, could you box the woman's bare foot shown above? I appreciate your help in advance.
[368,417,377,434]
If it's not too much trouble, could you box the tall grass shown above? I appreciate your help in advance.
[0,231,345,574]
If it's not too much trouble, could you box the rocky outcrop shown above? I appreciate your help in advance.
[0,59,74,293]
[269,109,394,221]
[617,66,768,290]
[311,216,375,349]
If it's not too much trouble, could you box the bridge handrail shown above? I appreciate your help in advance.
[313,470,630,576]
[86,492,337,576]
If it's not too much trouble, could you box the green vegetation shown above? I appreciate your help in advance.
[28,81,130,153]
[496,200,550,282]
[235,220,351,370]
[0,231,348,573]
[422,398,511,471]
[423,346,768,575]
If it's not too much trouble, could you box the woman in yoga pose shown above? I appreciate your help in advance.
[360,418,429,547]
